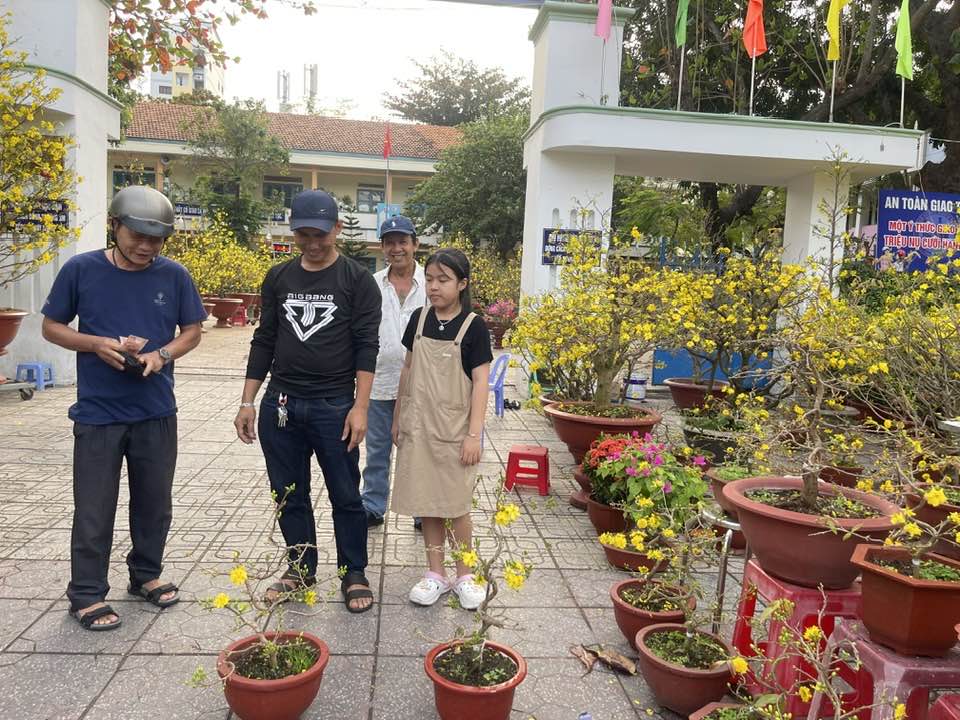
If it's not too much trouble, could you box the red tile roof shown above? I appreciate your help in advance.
[125,101,462,160]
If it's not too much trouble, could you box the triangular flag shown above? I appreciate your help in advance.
[595,0,613,40]
[826,0,851,62]
[895,0,913,80]
[743,0,767,58]
[383,121,392,159]
[676,0,691,47]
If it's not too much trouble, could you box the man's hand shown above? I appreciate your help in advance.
[139,351,165,377]
[391,420,400,447]
[342,405,368,452]
[235,406,257,444]
[460,435,482,466]
[93,337,125,371]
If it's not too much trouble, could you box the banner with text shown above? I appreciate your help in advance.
[877,189,960,272]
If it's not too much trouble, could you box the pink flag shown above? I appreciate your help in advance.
[595,0,613,40]
[743,0,768,58]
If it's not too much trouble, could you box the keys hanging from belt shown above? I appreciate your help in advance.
[277,394,288,428]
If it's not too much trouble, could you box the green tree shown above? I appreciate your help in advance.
[337,205,372,268]
[386,51,529,126]
[181,99,289,246]
[407,112,526,258]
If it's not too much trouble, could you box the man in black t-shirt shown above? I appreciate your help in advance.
[234,190,381,613]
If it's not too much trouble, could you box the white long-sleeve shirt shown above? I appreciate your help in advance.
[370,263,426,401]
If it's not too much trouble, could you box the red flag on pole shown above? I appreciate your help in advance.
[382,121,392,159]
[743,0,768,58]
[595,0,613,40]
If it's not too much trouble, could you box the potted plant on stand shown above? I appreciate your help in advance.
[510,232,666,464]
[483,300,517,350]
[423,488,532,720]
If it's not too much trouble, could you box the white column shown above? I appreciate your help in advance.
[782,170,850,268]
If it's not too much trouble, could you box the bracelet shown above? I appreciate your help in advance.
[239,402,255,408]
[467,432,480,438]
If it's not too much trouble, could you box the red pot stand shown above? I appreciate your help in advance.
[932,695,960,720]
[732,560,862,718]
[809,621,960,720]
[504,445,550,496]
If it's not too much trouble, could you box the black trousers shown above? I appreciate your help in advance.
[67,416,177,611]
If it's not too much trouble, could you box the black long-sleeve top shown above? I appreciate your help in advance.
[245,255,382,398]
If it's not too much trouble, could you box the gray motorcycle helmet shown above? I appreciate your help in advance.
[109,186,175,239]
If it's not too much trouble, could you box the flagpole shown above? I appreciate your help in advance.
[677,46,685,111]
[600,37,608,105]
[899,76,906,128]
[748,54,757,115]
[829,60,837,122]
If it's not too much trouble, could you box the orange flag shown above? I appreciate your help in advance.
[743,0,768,58]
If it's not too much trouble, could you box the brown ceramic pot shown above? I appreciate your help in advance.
[721,476,899,589]
[601,543,668,573]
[217,631,329,720]
[818,465,864,489]
[689,702,748,720]
[203,296,243,328]
[610,579,695,650]
[586,495,628,534]
[905,488,960,560]
[851,544,960,657]
[424,640,527,720]
[664,378,730,410]
[0,309,29,355]
[543,401,662,464]
[569,466,592,510]
[706,469,739,518]
[635,624,735,716]
[682,422,740,465]
[845,398,905,425]
[483,317,510,350]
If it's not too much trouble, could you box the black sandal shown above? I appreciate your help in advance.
[264,571,316,606]
[341,571,374,614]
[70,604,122,631]
[128,581,180,608]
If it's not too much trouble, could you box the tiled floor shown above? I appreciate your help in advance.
[0,323,744,719]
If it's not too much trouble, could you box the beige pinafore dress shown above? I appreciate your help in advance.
[390,309,478,518]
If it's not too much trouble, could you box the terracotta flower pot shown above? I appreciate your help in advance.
[819,465,864,489]
[851,544,960,657]
[610,579,695,650]
[424,640,527,720]
[845,398,905,425]
[202,302,215,318]
[484,317,510,350]
[689,702,748,720]
[569,465,591,509]
[600,543,668,573]
[721,476,899,589]
[635,623,735,716]
[706,469,739,518]
[543,401,663,464]
[586,494,628,534]
[203,297,244,328]
[906,488,960,560]
[216,631,330,720]
[664,378,730,410]
[228,292,261,309]
[0,309,29,355]
[682,422,740,465]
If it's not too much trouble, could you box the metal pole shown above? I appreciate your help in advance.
[748,53,757,116]
[600,37,608,105]
[829,60,837,122]
[677,47,685,111]
[385,155,391,205]
[899,76,906,128]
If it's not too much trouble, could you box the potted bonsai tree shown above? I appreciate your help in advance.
[510,232,665,462]
[423,486,531,720]
[483,299,517,350]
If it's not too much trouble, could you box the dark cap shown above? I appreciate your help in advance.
[379,215,417,239]
[290,190,338,233]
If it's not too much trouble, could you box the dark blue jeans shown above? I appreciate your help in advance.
[258,391,367,579]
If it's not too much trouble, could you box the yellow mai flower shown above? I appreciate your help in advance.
[856,479,875,492]
[503,560,528,591]
[903,522,922,539]
[212,593,230,609]
[803,625,823,643]
[730,656,749,675]
[924,487,948,508]
[229,565,248,587]
[630,532,646,551]
[949,512,960,525]
[798,686,814,703]
[460,550,479,568]
[303,590,317,607]
[662,528,676,539]
[894,703,907,720]
[891,512,907,526]
[599,532,627,550]
[955,531,960,544]
[647,548,666,562]
[494,503,522,526]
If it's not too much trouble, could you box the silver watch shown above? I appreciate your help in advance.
[158,347,172,365]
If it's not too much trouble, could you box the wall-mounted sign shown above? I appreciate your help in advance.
[876,189,960,272]
[174,202,204,218]
[541,228,600,265]
[271,241,292,254]
[13,199,70,229]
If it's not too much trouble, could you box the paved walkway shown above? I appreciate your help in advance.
[0,323,743,720]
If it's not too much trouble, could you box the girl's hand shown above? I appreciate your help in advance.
[391,421,400,447]
[460,435,482,466]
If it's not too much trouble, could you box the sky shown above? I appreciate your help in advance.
[171,0,540,120]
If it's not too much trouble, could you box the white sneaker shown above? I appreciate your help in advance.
[453,576,487,610]
[409,575,450,606]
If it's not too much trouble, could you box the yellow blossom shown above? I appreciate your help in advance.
[460,550,479,568]
[229,565,248,586]
[494,503,521,526]
[924,488,948,508]
[599,532,627,550]
[903,522,922,538]
[303,590,317,607]
[798,686,814,703]
[212,593,230,609]
[803,625,822,643]
[895,704,907,720]
[730,656,749,675]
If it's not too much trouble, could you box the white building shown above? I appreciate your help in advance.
[148,23,226,99]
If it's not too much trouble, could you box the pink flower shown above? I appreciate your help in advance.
[611,452,621,460]
[643,433,653,442]
[641,467,652,477]
[625,466,637,476]
[693,455,707,466]
[652,455,664,466]
[631,431,640,438]
[663,481,673,494]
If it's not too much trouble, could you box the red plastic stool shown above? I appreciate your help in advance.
[932,695,960,720]
[809,621,960,720]
[732,560,862,717]
[230,306,248,327]
[504,445,550,496]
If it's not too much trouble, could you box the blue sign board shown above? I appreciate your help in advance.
[876,189,960,272]
[541,228,601,265]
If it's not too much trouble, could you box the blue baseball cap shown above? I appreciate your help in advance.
[290,190,338,233]
[379,215,417,240]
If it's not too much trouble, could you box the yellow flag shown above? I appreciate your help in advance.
[827,0,852,61]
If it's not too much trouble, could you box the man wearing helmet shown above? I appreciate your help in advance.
[41,186,207,631]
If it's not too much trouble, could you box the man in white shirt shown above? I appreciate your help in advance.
[363,216,426,526]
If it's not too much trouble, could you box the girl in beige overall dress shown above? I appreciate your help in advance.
[391,249,492,610]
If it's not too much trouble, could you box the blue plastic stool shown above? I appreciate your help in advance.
[15,362,54,390]
[488,353,511,418]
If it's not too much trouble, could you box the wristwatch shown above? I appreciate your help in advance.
[158,347,172,365]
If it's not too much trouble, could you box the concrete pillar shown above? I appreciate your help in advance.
[783,170,850,268]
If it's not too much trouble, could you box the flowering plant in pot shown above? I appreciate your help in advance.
[681,393,756,465]
[510,232,666,460]
[189,487,334,720]
[483,299,517,350]
[425,486,532,720]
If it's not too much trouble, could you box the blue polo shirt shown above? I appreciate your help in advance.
[42,250,207,425]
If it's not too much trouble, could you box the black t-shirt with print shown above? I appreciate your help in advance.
[401,307,493,378]
[245,255,381,398]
